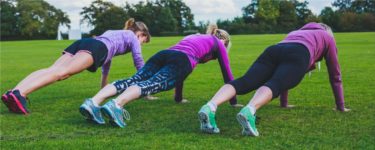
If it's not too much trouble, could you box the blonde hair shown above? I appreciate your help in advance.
[124,18,151,43]
[206,24,231,52]
[319,23,334,38]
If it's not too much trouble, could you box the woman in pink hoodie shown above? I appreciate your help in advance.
[198,22,350,136]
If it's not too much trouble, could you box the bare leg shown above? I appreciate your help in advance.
[114,85,142,106]
[13,54,73,96]
[91,84,117,105]
[248,86,273,110]
[14,52,93,96]
[208,84,236,106]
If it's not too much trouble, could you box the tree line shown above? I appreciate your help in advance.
[80,0,195,36]
[1,0,374,40]
[1,0,70,40]
[214,0,375,34]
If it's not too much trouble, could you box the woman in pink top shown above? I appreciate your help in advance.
[1,18,151,115]
[198,22,350,136]
[79,25,238,127]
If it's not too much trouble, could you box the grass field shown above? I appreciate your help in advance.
[1,33,374,149]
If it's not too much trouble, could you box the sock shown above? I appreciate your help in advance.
[207,102,217,112]
[246,104,256,115]
[113,99,122,109]
[91,98,99,107]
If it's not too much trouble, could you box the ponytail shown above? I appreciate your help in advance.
[123,18,151,43]
[206,24,218,35]
[206,24,231,50]
[124,18,135,30]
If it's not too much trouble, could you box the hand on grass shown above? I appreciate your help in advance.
[231,103,244,108]
[281,105,296,108]
[333,107,351,112]
[145,95,159,101]
[176,99,189,104]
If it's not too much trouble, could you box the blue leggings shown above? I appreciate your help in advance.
[112,50,192,96]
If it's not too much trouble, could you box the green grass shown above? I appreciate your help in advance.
[1,32,375,149]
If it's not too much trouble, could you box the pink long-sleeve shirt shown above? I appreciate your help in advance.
[279,22,345,110]
[169,34,237,105]
[95,30,144,76]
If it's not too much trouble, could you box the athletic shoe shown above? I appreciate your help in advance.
[7,90,29,114]
[236,106,259,136]
[1,91,13,112]
[79,98,105,124]
[101,100,130,128]
[198,104,220,134]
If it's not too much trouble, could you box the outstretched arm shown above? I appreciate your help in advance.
[216,41,237,105]
[131,39,145,71]
[325,36,347,111]
[101,61,112,88]
[280,90,288,107]
[174,81,184,102]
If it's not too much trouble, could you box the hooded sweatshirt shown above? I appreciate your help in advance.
[95,30,144,76]
[279,22,344,110]
[169,34,237,105]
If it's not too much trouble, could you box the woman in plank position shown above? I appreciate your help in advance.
[79,25,239,127]
[2,18,150,115]
[198,22,350,136]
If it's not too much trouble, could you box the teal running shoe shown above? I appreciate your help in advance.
[237,106,259,136]
[101,100,130,128]
[198,104,220,134]
[79,98,105,124]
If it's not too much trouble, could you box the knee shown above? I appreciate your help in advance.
[264,81,282,98]
[49,67,71,80]
[229,76,256,95]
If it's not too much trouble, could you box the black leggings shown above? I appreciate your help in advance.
[228,43,310,98]
[112,50,192,96]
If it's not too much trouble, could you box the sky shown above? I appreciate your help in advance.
[45,0,335,33]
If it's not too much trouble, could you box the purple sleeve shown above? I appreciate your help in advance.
[101,60,112,76]
[216,42,237,105]
[280,90,288,107]
[131,39,145,70]
[324,37,345,110]
[174,82,183,102]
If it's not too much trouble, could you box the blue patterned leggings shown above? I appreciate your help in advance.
[112,50,192,96]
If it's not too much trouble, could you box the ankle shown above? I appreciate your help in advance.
[207,101,217,112]
[13,89,27,97]
[91,98,100,107]
[246,104,256,115]
[113,99,123,109]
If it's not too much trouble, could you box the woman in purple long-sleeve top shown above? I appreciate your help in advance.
[79,25,238,127]
[198,22,350,136]
[1,18,150,115]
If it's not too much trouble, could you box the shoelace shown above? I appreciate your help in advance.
[122,109,131,121]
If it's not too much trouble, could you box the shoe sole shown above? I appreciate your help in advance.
[79,106,105,124]
[236,114,258,136]
[8,93,28,115]
[198,112,219,134]
[101,107,125,128]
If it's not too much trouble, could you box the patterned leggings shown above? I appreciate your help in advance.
[112,50,192,96]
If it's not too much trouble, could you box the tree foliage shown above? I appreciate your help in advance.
[320,0,375,32]
[218,0,375,34]
[81,0,127,35]
[1,0,70,40]
[81,0,194,36]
